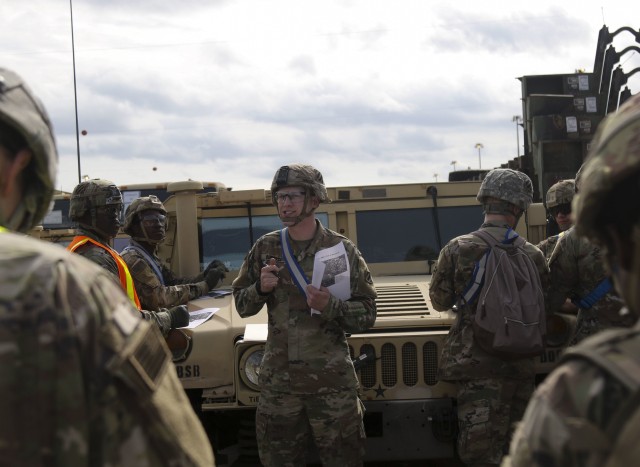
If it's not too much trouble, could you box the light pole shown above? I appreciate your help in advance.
[512,115,522,168]
[475,143,483,169]
[450,160,458,171]
[433,173,439,182]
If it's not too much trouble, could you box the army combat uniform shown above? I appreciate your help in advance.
[429,223,549,466]
[504,319,640,467]
[122,239,209,311]
[69,227,177,336]
[536,230,565,261]
[546,227,635,345]
[233,220,377,466]
[0,231,214,466]
[504,91,640,467]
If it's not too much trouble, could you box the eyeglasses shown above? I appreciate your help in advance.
[549,203,571,217]
[141,213,166,226]
[275,191,305,204]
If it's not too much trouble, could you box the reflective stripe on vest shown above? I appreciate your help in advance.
[67,235,142,309]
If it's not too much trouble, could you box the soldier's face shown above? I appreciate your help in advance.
[138,208,166,242]
[550,203,573,232]
[276,185,306,224]
[95,203,122,238]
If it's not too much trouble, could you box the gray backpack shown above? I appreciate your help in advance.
[462,229,546,359]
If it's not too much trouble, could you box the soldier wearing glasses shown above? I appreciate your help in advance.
[68,179,190,336]
[545,169,636,345]
[233,164,377,467]
[121,195,228,312]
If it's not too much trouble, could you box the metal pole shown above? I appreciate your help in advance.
[513,116,522,168]
[474,143,483,169]
[70,0,81,183]
[516,121,520,166]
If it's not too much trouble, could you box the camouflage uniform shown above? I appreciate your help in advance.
[536,230,564,261]
[504,91,640,467]
[233,218,376,467]
[0,234,215,466]
[504,320,640,467]
[0,67,214,466]
[71,227,177,335]
[546,227,634,344]
[536,180,575,261]
[430,223,549,465]
[122,239,209,311]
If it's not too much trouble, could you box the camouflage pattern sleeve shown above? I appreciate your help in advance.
[318,240,377,333]
[163,264,206,286]
[232,241,271,318]
[546,231,579,313]
[505,358,625,466]
[523,241,550,294]
[123,249,207,310]
[429,240,459,311]
[536,234,560,262]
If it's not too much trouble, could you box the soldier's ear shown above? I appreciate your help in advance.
[0,148,31,197]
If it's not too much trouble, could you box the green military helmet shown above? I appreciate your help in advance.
[574,93,640,243]
[546,179,575,208]
[123,195,166,235]
[69,179,123,221]
[0,68,58,232]
[476,168,533,210]
[270,164,329,205]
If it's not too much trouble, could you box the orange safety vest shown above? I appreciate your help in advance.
[67,235,142,309]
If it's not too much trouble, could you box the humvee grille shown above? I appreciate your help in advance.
[402,343,418,386]
[349,339,440,389]
[374,284,430,315]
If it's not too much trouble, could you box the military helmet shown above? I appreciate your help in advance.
[574,93,640,242]
[545,179,575,208]
[69,179,123,221]
[123,195,166,234]
[476,168,533,210]
[270,164,329,205]
[0,68,58,231]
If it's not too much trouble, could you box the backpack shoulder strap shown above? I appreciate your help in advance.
[459,230,494,305]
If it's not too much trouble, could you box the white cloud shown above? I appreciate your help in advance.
[2,0,639,193]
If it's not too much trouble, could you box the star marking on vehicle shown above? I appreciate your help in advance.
[373,384,386,398]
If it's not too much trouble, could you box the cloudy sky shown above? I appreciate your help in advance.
[3,1,640,193]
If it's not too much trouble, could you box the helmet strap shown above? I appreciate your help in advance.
[79,207,114,242]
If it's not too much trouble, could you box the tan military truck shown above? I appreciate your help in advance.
[36,178,564,465]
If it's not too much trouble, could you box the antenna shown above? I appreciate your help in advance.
[70,0,81,184]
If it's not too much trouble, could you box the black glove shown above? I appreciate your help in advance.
[168,305,189,329]
[205,266,226,289]
[204,259,229,276]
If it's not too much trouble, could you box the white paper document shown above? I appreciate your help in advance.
[244,323,268,342]
[310,242,351,315]
[181,308,219,329]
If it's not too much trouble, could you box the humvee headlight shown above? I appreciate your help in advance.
[239,346,264,391]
